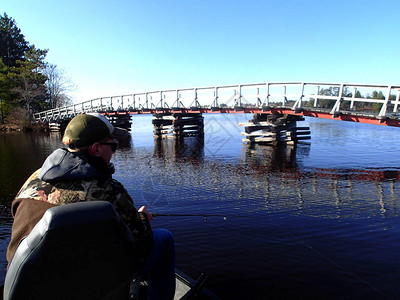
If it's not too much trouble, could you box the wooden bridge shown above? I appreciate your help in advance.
[33,81,400,144]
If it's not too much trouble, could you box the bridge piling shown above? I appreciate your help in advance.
[240,113,311,145]
[105,113,132,130]
[49,119,70,132]
[152,113,204,138]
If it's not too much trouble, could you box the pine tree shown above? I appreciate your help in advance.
[0,13,30,67]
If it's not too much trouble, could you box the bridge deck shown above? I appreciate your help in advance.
[33,81,400,127]
[101,107,400,127]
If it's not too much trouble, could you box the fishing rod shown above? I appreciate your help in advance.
[1,205,9,216]
[152,213,229,218]
[151,213,230,220]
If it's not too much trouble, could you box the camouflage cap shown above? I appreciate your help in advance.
[63,113,128,148]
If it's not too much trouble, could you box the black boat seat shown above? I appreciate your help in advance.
[3,201,138,300]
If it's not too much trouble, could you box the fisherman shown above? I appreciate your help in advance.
[6,113,175,299]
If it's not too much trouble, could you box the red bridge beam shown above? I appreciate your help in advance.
[116,107,400,127]
[267,108,400,127]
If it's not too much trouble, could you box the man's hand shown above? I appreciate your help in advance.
[138,206,154,221]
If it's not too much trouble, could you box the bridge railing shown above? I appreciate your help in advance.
[33,82,400,122]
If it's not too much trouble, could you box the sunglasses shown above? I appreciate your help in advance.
[99,142,118,153]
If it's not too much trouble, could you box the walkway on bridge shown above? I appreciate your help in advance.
[33,81,400,127]
[33,81,400,145]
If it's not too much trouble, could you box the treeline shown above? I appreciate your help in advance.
[306,87,396,113]
[0,13,74,127]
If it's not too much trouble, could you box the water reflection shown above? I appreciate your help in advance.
[116,134,133,150]
[147,135,400,220]
[237,142,400,220]
[244,143,305,171]
[153,136,205,162]
[0,132,63,207]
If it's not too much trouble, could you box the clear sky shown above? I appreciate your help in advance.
[2,0,400,103]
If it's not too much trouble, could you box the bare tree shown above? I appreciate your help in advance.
[44,64,75,108]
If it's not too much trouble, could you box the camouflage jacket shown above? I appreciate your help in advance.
[7,148,153,263]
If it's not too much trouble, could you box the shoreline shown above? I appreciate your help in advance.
[0,123,49,132]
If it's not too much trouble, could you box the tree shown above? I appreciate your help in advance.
[9,46,48,115]
[0,13,70,126]
[369,91,385,113]
[0,59,10,123]
[314,87,338,108]
[0,13,29,67]
[44,64,75,108]
[371,91,385,100]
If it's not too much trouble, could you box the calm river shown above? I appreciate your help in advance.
[1,114,400,299]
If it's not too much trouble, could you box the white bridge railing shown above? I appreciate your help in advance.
[33,81,400,123]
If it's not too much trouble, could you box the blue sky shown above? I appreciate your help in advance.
[2,0,400,103]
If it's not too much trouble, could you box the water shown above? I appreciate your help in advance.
[1,114,400,299]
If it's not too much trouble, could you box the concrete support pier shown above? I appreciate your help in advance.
[240,113,310,145]
[152,113,204,138]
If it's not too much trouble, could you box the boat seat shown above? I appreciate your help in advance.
[3,201,138,300]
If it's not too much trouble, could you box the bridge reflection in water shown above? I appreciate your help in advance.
[143,135,400,221]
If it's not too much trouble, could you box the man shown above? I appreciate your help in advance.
[6,113,175,299]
